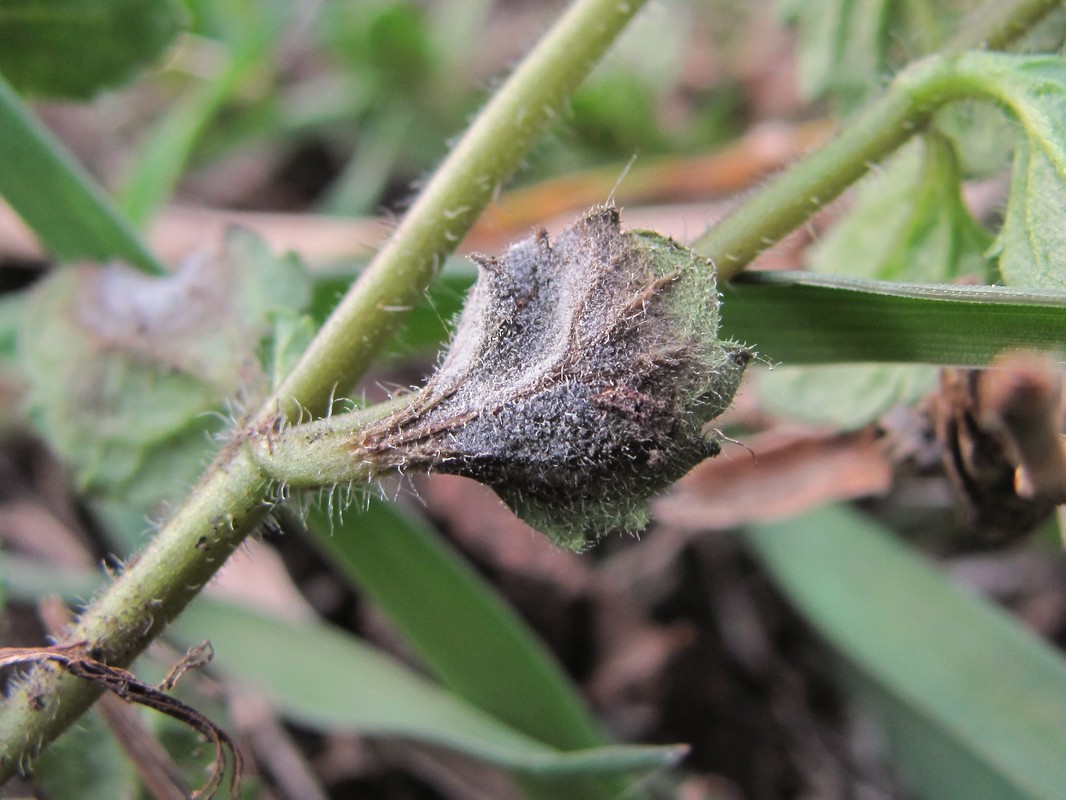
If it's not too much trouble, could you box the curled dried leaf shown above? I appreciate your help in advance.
[1,641,241,799]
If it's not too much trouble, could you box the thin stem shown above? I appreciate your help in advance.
[0,0,648,779]
[246,399,412,488]
[693,0,1062,279]
[0,0,1056,781]
[271,0,650,420]
[950,0,1064,51]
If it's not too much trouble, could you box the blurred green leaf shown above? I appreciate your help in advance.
[319,1,435,94]
[263,310,316,389]
[972,55,1066,170]
[0,0,182,99]
[0,74,163,273]
[721,272,1066,364]
[20,228,310,510]
[319,106,414,216]
[936,101,1017,179]
[300,498,634,799]
[303,499,604,748]
[119,12,286,227]
[168,598,685,780]
[32,709,138,799]
[756,363,935,430]
[958,54,1066,287]
[0,553,681,786]
[808,136,992,283]
[746,504,1066,800]
[993,138,1066,289]
[308,257,471,357]
[779,0,889,103]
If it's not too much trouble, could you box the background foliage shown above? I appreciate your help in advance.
[1,0,1066,798]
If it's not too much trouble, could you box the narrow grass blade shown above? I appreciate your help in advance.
[721,271,1066,365]
[168,598,687,781]
[0,74,163,274]
[119,22,283,228]
[300,500,603,748]
[297,500,645,799]
[0,552,683,787]
[746,505,1066,800]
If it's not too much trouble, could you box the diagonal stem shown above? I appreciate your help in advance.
[0,0,649,779]
[694,0,1062,278]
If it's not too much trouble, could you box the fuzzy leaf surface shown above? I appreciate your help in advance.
[994,139,1066,289]
[21,228,310,510]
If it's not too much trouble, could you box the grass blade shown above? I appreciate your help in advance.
[721,270,1066,365]
[0,74,163,274]
[300,500,605,749]
[0,554,684,782]
[297,500,645,799]
[746,505,1066,800]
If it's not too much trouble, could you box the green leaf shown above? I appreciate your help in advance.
[757,134,991,427]
[778,0,911,106]
[318,1,436,94]
[0,554,683,785]
[756,363,935,430]
[20,228,310,510]
[808,136,991,284]
[168,598,686,780]
[936,101,1017,180]
[746,504,1066,800]
[0,0,183,99]
[303,499,604,748]
[968,55,1066,173]
[993,138,1066,289]
[721,271,1066,365]
[263,310,316,389]
[308,257,472,357]
[0,74,164,273]
[32,709,138,799]
[944,54,1066,288]
[301,499,633,799]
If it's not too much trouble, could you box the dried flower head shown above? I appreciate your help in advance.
[256,206,750,550]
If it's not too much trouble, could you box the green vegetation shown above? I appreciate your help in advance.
[1,0,1065,797]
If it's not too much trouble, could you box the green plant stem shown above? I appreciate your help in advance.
[271,0,651,420]
[246,398,412,487]
[694,0,1063,278]
[0,0,649,781]
[950,0,1063,51]
[0,0,1055,782]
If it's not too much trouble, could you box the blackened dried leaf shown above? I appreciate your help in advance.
[357,206,750,549]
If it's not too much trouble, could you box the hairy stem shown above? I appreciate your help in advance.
[0,0,648,778]
[694,0,1062,277]
[247,399,414,488]
[0,0,1056,781]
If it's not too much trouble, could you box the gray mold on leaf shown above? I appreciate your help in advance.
[22,228,311,512]
[356,206,750,549]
